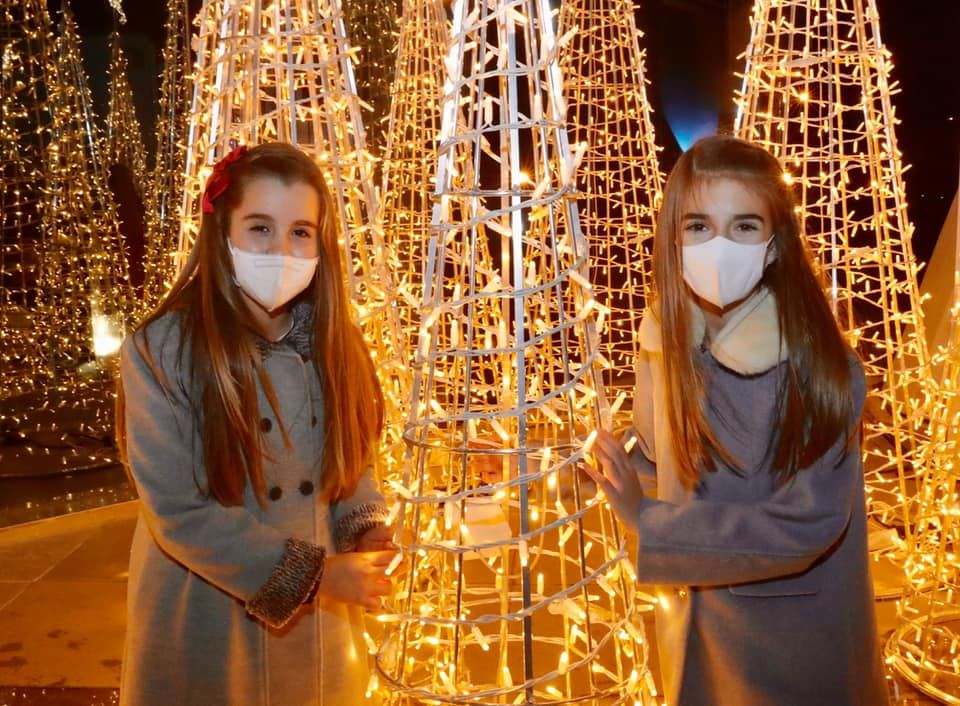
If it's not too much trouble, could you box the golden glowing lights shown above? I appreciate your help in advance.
[884,207,960,703]
[735,0,932,565]
[375,0,655,701]
[178,0,410,482]
[141,0,192,314]
[0,0,132,474]
[105,29,149,202]
[557,0,663,418]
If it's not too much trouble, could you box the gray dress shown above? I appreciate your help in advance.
[631,289,889,706]
[118,304,387,706]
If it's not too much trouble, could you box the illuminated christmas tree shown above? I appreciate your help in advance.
[375,0,655,701]
[734,0,931,557]
[343,0,400,155]
[378,0,449,343]
[105,28,149,202]
[558,0,663,418]
[141,0,191,312]
[886,239,960,702]
[180,0,410,478]
[0,0,55,393]
[39,1,133,373]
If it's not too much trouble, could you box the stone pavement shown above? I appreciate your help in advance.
[0,501,941,705]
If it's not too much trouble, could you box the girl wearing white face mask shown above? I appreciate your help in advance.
[585,136,887,705]
[116,143,395,706]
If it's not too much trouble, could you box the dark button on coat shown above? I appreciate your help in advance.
[118,312,386,706]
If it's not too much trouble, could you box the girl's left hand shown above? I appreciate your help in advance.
[355,524,396,552]
[582,429,645,531]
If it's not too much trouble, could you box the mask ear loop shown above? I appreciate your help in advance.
[764,234,778,267]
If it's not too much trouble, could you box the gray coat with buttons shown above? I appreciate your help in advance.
[118,305,387,706]
[630,290,888,706]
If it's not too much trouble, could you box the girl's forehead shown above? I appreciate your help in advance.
[235,175,320,215]
[681,176,770,213]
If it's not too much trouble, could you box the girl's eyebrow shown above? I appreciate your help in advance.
[243,213,318,228]
[681,212,765,221]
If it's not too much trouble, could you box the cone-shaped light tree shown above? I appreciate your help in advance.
[141,0,191,313]
[734,0,931,553]
[39,1,133,374]
[378,0,450,345]
[374,0,656,702]
[886,214,960,701]
[106,27,149,202]
[0,0,56,393]
[179,0,410,479]
[558,0,663,420]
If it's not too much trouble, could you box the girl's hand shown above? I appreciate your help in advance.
[582,429,645,531]
[355,524,396,552]
[316,550,395,610]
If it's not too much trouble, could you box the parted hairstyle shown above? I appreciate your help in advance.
[653,135,856,487]
[116,142,383,506]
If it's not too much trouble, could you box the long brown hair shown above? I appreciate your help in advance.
[653,135,855,487]
[117,142,383,505]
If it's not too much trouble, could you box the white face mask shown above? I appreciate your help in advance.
[228,242,319,312]
[682,236,774,308]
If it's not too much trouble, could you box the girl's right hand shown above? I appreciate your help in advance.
[316,550,395,610]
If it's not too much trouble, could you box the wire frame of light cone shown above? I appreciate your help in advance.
[558,0,663,424]
[178,0,411,481]
[884,190,960,703]
[141,0,191,314]
[106,28,150,203]
[378,0,449,372]
[342,0,399,157]
[40,1,133,375]
[734,0,932,552]
[374,0,657,702]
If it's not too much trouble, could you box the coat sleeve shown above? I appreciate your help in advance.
[120,330,325,628]
[330,464,389,553]
[632,362,866,587]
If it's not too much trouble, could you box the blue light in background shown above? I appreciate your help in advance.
[660,74,720,151]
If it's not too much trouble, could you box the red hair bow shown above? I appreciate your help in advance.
[201,143,248,214]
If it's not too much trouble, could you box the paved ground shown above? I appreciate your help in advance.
[0,500,945,705]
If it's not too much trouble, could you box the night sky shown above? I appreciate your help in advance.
[49,0,959,272]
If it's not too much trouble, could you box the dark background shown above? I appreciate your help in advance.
[49,0,959,270]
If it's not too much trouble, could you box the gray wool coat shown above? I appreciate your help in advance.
[118,305,387,706]
[629,289,888,706]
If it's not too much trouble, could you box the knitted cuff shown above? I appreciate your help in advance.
[334,502,389,553]
[246,538,326,628]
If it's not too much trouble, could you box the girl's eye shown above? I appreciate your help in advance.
[250,224,270,234]
[735,222,760,231]
[293,228,313,238]
[684,222,708,232]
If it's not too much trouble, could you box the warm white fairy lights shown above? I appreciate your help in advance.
[885,206,960,702]
[342,0,400,156]
[557,0,663,419]
[105,29,149,203]
[734,0,932,562]
[178,0,410,480]
[0,0,55,394]
[41,1,133,373]
[378,0,449,348]
[375,0,655,701]
[141,0,191,315]
[0,0,132,473]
